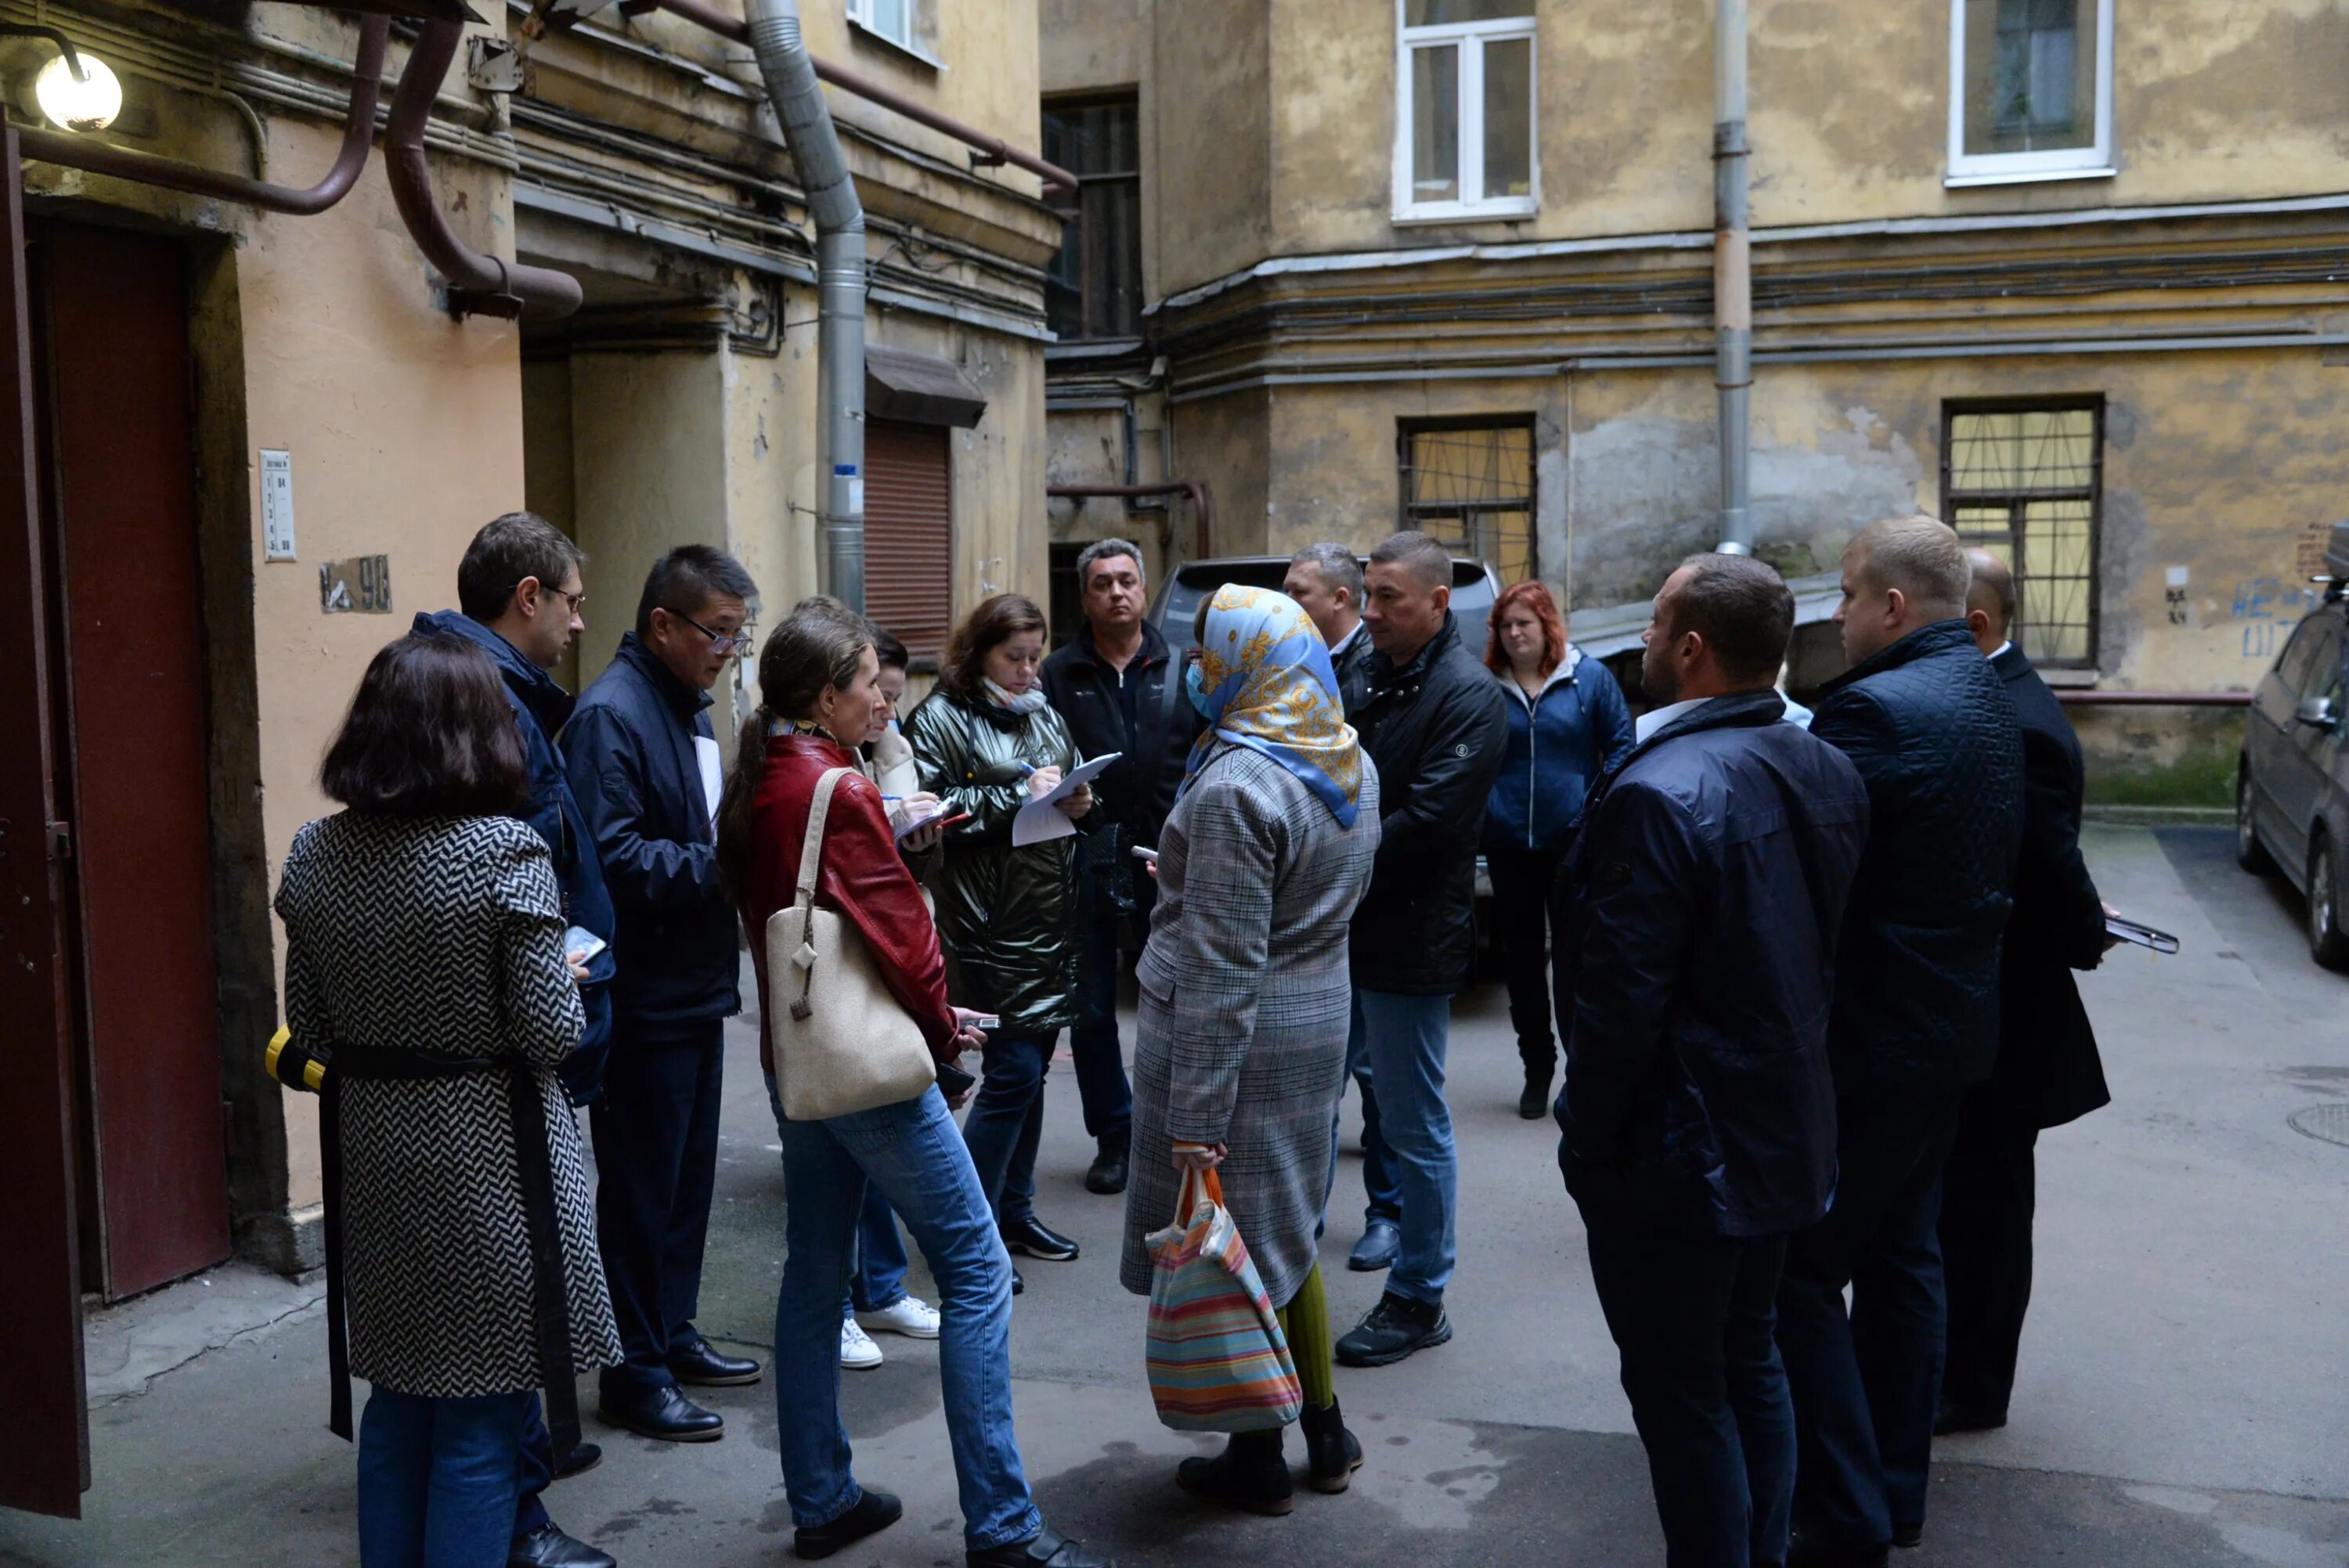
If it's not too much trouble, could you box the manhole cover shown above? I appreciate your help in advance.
[2287,1103,2349,1147]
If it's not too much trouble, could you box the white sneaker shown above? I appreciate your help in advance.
[857,1294,943,1340]
[839,1317,884,1370]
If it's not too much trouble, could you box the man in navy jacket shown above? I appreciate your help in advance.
[1555,553,1870,1568]
[566,545,762,1444]
[1781,517,2025,1566]
[418,511,619,1568]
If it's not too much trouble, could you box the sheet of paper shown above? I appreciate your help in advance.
[695,735,723,830]
[893,802,957,842]
[1010,752,1120,848]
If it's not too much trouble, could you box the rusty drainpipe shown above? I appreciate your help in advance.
[1712,0,1752,555]
[16,16,389,216]
[386,20,582,320]
[652,0,1077,199]
[1046,481,1213,560]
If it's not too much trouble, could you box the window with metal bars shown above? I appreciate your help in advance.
[1942,399,2102,668]
[1398,418,1535,584]
[1041,95,1142,341]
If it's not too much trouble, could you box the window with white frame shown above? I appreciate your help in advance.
[1394,0,1537,222]
[846,0,918,55]
[1947,0,2114,185]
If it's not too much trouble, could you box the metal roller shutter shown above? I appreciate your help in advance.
[864,419,954,661]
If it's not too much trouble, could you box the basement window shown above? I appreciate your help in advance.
[1394,0,1538,224]
[1943,400,2103,669]
[1398,418,1535,585]
[1947,0,2115,186]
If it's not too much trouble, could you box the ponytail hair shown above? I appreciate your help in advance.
[716,604,874,899]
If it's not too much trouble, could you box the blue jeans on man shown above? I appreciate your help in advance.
[1777,1096,1964,1553]
[1070,855,1142,1146]
[357,1386,534,1568]
[767,1079,1041,1551]
[959,1031,1055,1228]
[1340,1011,1402,1229]
[1347,989,1455,1303]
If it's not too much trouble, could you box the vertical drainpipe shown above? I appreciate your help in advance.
[747,0,868,611]
[1713,0,1753,556]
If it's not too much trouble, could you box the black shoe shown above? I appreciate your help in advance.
[966,1525,1113,1568]
[1003,1214,1081,1262]
[1346,1218,1401,1273]
[509,1524,616,1568]
[551,1441,601,1482]
[1788,1532,1890,1568]
[1299,1399,1364,1494]
[1012,1267,1025,1296]
[1932,1402,2007,1436]
[1892,1523,1924,1549]
[669,1337,763,1387]
[1335,1291,1452,1368]
[597,1382,724,1443]
[1084,1132,1130,1195]
[1175,1427,1294,1516]
[1517,1069,1552,1120]
[794,1487,903,1560]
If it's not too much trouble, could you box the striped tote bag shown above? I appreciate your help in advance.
[1143,1167,1304,1433]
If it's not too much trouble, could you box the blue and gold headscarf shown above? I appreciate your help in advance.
[1182,585,1363,827]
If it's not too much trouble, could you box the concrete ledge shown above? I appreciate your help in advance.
[235,1203,323,1280]
[2085,804,2232,827]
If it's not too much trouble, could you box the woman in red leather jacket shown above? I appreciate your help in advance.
[716,605,1113,1568]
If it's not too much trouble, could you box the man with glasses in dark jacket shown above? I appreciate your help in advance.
[417,512,620,1568]
[566,545,763,1445]
[1040,538,1198,1198]
[1556,552,1870,1568]
[1780,516,2025,1567]
[1330,532,1508,1368]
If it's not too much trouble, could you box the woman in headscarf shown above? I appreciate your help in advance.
[1118,585,1382,1517]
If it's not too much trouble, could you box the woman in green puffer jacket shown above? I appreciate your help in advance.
[904,593,1095,1276]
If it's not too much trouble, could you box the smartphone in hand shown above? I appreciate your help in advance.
[936,1061,977,1097]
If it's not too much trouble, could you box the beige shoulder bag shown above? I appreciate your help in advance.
[767,767,938,1122]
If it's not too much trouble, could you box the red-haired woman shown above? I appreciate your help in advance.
[1481,581,1633,1119]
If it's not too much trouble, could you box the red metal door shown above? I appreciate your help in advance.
[0,130,92,1519]
[37,220,230,1298]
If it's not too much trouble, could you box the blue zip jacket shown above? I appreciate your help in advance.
[562,633,739,1036]
[1481,648,1635,855]
[413,609,615,1102]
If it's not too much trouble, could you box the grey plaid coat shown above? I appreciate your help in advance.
[1119,744,1381,1307]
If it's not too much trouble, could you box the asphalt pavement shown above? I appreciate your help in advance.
[3,825,2345,1567]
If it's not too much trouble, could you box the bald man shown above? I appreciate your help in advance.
[1780,517,2025,1566]
[1936,550,2112,1438]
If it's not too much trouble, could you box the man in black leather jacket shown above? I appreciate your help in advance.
[1936,550,2112,1437]
[1330,532,1507,1369]
[1557,553,1870,1568]
[1780,516,2024,1567]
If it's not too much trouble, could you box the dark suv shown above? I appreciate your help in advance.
[1149,554,1501,657]
[2237,522,2349,968]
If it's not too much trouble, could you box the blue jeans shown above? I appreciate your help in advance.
[511,1397,552,1538]
[1582,1206,1795,1568]
[847,1184,911,1315]
[1070,856,1140,1143]
[769,1080,1040,1551]
[1341,1007,1402,1227]
[960,1031,1054,1228]
[1350,989,1456,1303]
[1777,1096,1963,1551]
[357,1386,533,1568]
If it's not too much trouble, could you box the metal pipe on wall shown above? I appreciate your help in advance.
[16,16,388,217]
[386,21,582,319]
[745,0,866,611]
[1712,0,1752,555]
[1046,481,1213,559]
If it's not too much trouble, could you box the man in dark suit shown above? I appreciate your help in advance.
[1782,516,2025,1567]
[1936,549,2113,1436]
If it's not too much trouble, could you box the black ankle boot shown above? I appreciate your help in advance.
[1517,1062,1553,1120]
[1175,1427,1294,1516]
[1298,1400,1363,1494]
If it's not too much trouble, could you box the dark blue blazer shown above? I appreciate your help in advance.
[562,633,739,1036]
[1553,690,1871,1236]
[414,609,615,1101]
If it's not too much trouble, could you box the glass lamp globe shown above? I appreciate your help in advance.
[34,52,121,133]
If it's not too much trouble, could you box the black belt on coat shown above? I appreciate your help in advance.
[316,1041,580,1451]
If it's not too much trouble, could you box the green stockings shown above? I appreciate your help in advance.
[1276,1262,1336,1410]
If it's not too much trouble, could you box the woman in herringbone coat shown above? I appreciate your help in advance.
[1118,586,1380,1516]
[273,634,619,1568]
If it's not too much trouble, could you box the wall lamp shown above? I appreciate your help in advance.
[0,25,118,133]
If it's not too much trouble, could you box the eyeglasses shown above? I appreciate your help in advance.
[551,587,586,615]
[669,608,755,658]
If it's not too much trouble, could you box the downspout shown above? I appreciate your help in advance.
[745,0,866,611]
[1712,0,1752,555]
[386,21,583,320]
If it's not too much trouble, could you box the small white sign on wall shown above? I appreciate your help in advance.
[261,449,296,561]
